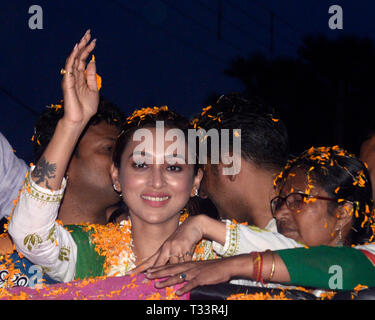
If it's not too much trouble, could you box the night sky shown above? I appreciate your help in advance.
[1,0,374,162]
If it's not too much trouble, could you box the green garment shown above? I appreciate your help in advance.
[277,246,375,291]
[65,225,105,280]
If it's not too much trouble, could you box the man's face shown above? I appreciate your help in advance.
[200,160,276,225]
[360,134,375,200]
[200,163,244,221]
[67,121,121,206]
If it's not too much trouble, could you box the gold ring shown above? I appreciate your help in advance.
[60,68,73,76]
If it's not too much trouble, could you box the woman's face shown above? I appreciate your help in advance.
[112,127,202,225]
[274,168,345,246]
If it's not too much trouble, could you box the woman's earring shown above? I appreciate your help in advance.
[113,184,123,198]
[336,228,343,246]
[194,188,199,197]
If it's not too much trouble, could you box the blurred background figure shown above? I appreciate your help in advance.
[360,128,375,201]
[0,132,28,230]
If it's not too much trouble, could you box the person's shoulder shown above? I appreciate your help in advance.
[0,132,28,171]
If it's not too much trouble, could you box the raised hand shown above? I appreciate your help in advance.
[61,29,98,125]
[31,30,100,191]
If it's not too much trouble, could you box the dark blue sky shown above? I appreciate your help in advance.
[1,0,374,162]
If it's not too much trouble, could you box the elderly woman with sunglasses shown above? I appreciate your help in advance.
[140,146,375,296]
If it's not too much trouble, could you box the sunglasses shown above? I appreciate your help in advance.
[270,192,338,216]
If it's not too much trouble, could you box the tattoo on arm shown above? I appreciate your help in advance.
[32,156,57,189]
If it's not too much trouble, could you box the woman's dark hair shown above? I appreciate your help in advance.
[274,146,375,245]
[113,106,201,216]
[192,93,289,172]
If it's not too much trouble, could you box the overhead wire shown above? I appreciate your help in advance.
[108,0,230,65]
[226,0,302,50]
[0,86,39,117]
[251,0,303,36]
[193,0,269,52]
[158,0,256,56]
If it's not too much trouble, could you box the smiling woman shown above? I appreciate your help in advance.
[112,106,202,220]
[103,106,212,275]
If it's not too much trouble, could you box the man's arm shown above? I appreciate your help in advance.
[0,132,28,219]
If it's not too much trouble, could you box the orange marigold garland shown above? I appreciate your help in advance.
[126,106,169,124]
[226,291,291,300]
[84,210,194,276]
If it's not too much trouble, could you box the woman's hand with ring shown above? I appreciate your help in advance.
[145,258,237,296]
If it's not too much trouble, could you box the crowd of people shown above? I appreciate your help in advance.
[2,30,375,299]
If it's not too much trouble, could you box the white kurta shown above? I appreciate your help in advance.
[8,171,76,282]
